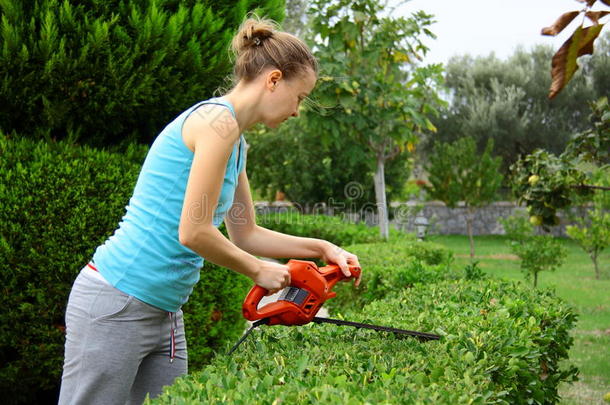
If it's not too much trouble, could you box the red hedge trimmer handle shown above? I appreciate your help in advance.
[242,259,361,325]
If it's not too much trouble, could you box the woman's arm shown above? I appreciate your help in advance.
[226,170,328,258]
[226,170,360,284]
[178,106,290,292]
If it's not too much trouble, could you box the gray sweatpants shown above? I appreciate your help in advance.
[58,265,187,405]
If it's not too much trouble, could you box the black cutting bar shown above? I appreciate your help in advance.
[227,318,269,355]
[312,317,440,341]
[227,316,440,356]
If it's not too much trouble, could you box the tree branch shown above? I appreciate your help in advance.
[387,144,401,160]
[570,184,610,191]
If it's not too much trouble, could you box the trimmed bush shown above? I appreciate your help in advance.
[326,238,457,311]
[0,134,249,403]
[148,279,578,404]
[0,0,285,147]
[257,212,408,247]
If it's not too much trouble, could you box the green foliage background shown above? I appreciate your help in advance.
[0,0,284,149]
[0,133,256,404]
[247,119,414,210]
[424,34,610,178]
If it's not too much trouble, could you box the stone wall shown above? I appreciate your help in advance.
[254,201,593,237]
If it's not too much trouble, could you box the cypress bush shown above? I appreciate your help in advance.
[0,0,284,148]
[0,134,248,404]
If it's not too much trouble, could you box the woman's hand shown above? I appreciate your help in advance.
[251,259,291,296]
[320,242,361,287]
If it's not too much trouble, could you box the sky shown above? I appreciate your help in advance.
[393,0,606,65]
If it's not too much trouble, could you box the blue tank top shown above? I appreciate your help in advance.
[92,97,247,312]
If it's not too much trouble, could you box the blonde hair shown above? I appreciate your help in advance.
[230,15,318,84]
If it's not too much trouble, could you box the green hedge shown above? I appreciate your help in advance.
[149,279,578,404]
[0,134,248,404]
[257,212,409,247]
[326,238,458,312]
[0,0,284,148]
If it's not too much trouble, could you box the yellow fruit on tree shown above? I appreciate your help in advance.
[528,175,540,186]
[530,216,543,226]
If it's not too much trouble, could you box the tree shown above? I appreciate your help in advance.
[507,0,610,229]
[586,31,610,98]
[425,137,503,259]
[541,0,610,98]
[282,0,310,37]
[565,173,610,279]
[500,213,568,288]
[423,43,607,178]
[246,116,413,212]
[304,0,444,239]
[510,97,609,228]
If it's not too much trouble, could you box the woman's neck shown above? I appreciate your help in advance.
[221,83,265,132]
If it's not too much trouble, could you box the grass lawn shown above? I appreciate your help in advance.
[426,234,610,405]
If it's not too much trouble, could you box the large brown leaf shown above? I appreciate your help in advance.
[541,11,581,36]
[600,0,610,6]
[549,24,604,99]
[585,10,610,24]
[576,0,597,6]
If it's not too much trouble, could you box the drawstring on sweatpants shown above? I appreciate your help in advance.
[88,261,178,363]
[168,312,177,363]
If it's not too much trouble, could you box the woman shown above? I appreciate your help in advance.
[58,15,361,404]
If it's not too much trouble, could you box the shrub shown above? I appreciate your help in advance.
[500,213,568,287]
[149,279,578,404]
[0,134,250,403]
[325,238,456,312]
[257,212,408,247]
[181,253,252,371]
[0,0,284,147]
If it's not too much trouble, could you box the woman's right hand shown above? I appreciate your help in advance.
[252,260,291,296]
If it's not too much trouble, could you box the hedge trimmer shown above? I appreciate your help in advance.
[228,259,440,355]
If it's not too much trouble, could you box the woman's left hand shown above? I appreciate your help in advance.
[320,242,361,287]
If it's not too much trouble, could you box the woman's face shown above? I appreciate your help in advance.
[262,68,317,128]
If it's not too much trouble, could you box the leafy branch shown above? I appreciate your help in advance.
[542,0,609,98]
[509,97,609,228]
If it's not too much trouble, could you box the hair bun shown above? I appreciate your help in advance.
[229,14,318,84]
[232,16,277,54]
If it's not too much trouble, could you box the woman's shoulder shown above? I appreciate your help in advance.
[182,101,239,152]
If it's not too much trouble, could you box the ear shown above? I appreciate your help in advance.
[266,69,283,91]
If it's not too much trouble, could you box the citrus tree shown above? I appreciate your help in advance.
[566,173,610,279]
[509,97,609,229]
[500,213,568,288]
[507,2,610,229]
[425,137,503,259]
[304,0,444,239]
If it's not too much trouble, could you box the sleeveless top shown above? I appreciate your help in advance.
[91,97,247,312]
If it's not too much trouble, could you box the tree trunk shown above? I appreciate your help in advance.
[466,207,475,260]
[591,251,600,280]
[534,271,538,288]
[373,156,389,240]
